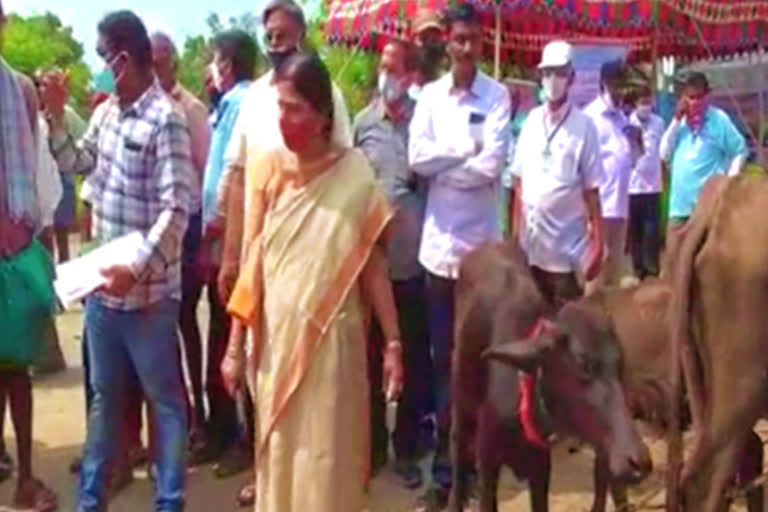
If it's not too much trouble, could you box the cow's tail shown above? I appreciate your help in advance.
[665,178,727,511]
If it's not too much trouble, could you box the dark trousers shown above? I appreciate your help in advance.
[369,276,431,463]
[530,266,583,309]
[628,193,661,279]
[426,272,455,488]
[179,212,204,430]
[203,269,237,448]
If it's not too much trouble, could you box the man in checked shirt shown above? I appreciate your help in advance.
[46,11,193,512]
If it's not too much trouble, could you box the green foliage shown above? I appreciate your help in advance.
[306,15,377,116]
[1,13,91,116]
[177,35,210,99]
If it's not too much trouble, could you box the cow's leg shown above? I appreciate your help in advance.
[447,401,477,512]
[591,456,610,512]
[526,446,551,512]
[476,457,500,512]
[591,454,630,512]
[688,438,747,512]
[473,404,498,512]
[737,429,763,512]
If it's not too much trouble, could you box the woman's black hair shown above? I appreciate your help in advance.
[274,53,334,137]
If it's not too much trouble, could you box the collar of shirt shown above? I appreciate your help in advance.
[544,99,572,125]
[443,69,486,99]
[373,96,415,125]
[170,82,183,102]
[119,83,161,120]
[216,81,251,117]
[595,94,623,118]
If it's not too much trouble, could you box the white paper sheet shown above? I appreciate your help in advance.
[54,231,144,307]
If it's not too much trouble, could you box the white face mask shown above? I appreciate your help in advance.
[636,104,653,119]
[378,72,407,104]
[541,75,568,103]
[209,63,223,92]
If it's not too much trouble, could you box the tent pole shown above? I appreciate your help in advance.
[759,48,766,166]
[494,2,501,79]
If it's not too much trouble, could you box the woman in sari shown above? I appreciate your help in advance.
[221,53,405,512]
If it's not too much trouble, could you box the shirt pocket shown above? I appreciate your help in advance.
[550,142,580,186]
[117,121,155,181]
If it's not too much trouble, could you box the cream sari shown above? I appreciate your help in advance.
[229,147,392,512]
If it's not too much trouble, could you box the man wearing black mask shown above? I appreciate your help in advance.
[214,0,352,506]
[409,8,445,100]
[216,0,352,306]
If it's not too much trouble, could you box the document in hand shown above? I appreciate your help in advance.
[54,231,144,308]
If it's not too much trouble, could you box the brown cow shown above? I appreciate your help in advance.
[585,279,763,512]
[448,242,651,512]
[666,174,768,512]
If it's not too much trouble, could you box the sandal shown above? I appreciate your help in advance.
[237,482,255,508]
[0,450,14,482]
[213,446,251,479]
[14,478,58,512]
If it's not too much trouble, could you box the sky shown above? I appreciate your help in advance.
[4,0,272,69]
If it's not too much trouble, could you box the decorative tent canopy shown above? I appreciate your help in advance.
[325,0,768,65]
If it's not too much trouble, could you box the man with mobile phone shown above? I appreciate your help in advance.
[660,72,746,269]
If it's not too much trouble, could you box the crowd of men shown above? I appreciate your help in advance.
[0,0,750,509]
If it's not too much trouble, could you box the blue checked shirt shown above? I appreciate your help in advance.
[50,84,193,310]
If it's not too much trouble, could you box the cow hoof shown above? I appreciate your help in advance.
[416,487,449,512]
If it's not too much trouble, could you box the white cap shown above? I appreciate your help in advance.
[538,40,573,69]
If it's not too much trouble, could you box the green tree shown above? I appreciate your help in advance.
[177,35,211,98]
[306,15,377,116]
[1,12,91,116]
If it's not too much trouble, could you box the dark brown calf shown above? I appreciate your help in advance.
[448,242,651,512]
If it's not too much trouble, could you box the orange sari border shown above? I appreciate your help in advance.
[257,195,393,458]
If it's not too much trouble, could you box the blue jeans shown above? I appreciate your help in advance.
[79,297,187,512]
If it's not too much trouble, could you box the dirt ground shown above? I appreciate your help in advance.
[0,303,761,512]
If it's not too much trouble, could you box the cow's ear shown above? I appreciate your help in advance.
[482,331,557,372]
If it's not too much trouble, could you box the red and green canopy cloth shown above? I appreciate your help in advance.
[325,0,768,65]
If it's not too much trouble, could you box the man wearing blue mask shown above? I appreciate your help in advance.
[354,39,429,490]
[46,10,193,512]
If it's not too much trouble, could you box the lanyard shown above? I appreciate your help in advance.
[542,106,571,155]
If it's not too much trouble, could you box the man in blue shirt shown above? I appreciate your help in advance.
[198,29,257,474]
[660,71,746,267]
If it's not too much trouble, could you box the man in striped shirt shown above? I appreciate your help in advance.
[47,10,193,512]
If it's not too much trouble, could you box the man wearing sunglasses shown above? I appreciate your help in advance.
[46,10,193,512]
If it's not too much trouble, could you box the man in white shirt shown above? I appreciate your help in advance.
[408,3,510,507]
[628,85,665,278]
[511,40,604,306]
[217,0,352,301]
[584,60,640,290]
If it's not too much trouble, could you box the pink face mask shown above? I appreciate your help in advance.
[687,95,710,132]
